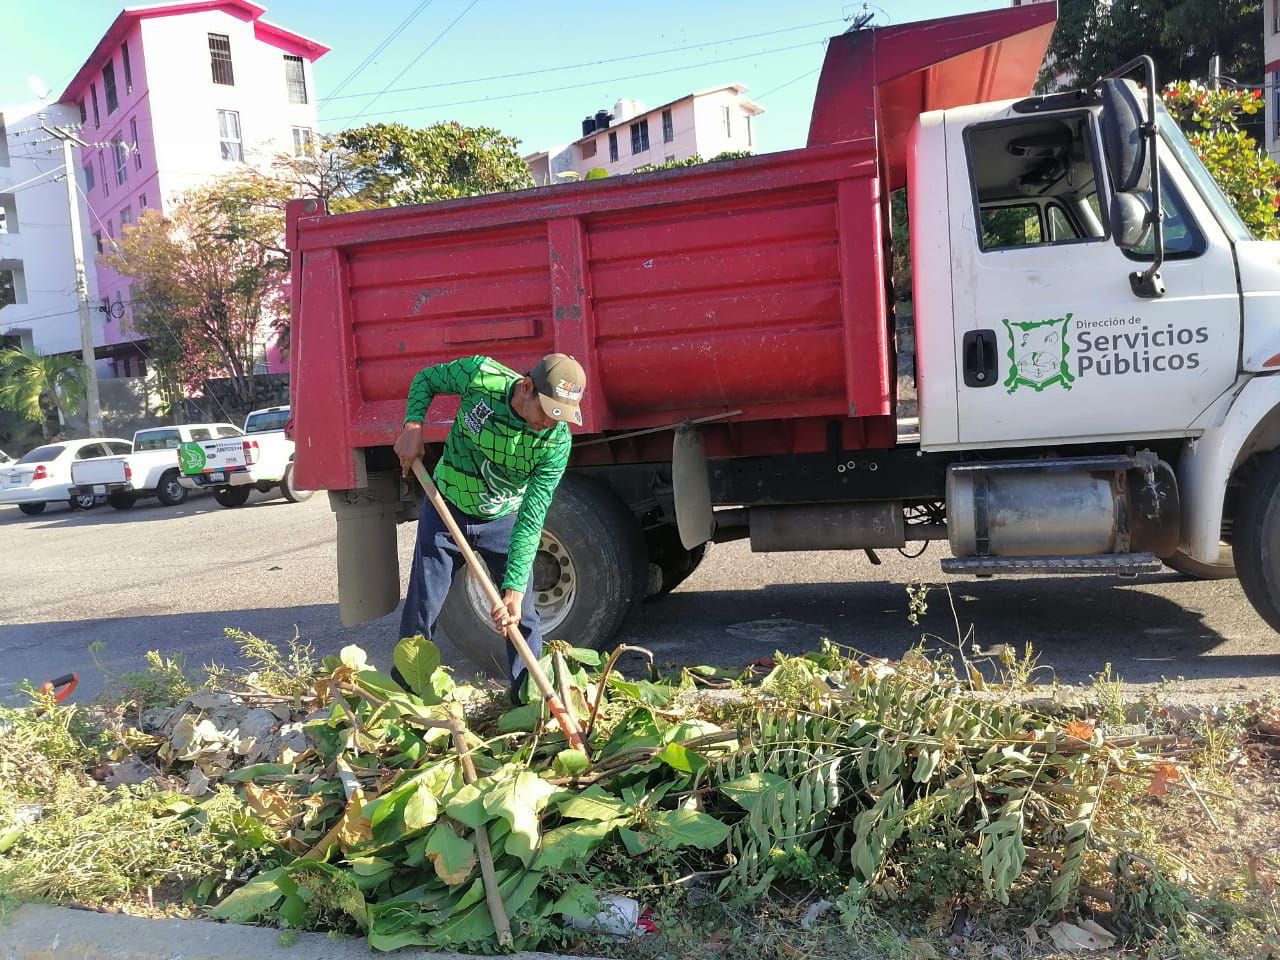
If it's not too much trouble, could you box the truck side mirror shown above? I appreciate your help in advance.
[1110,192,1152,250]
[1100,79,1151,195]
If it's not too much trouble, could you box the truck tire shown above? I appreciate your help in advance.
[68,491,98,510]
[18,503,45,516]
[107,492,137,510]
[1234,451,1280,630]
[281,465,313,503]
[214,486,252,508]
[155,471,187,506]
[439,473,647,674]
[1164,544,1235,580]
[644,524,710,596]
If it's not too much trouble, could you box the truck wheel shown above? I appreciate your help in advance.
[155,471,187,506]
[281,465,313,503]
[214,486,252,508]
[1234,451,1280,630]
[1164,544,1235,580]
[439,474,647,674]
[18,503,45,516]
[107,492,137,510]
[68,491,98,511]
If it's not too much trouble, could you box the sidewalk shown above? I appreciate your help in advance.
[0,904,603,960]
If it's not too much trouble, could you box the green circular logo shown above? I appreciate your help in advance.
[179,442,207,474]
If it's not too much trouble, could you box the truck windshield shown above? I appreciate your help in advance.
[245,410,290,434]
[1156,107,1253,242]
[134,429,181,451]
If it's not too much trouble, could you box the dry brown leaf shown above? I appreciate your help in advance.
[244,783,293,827]
[1046,919,1116,952]
[1147,763,1183,796]
[1064,720,1096,742]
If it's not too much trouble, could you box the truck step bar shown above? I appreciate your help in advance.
[941,553,1164,577]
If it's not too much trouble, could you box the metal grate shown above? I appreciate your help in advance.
[284,55,308,104]
[209,33,235,86]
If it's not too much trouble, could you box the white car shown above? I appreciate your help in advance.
[0,438,134,515]
[178,405,310,507]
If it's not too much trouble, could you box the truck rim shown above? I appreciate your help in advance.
[463,530,578,634]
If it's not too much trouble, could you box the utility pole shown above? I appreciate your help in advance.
[1209,54,1221,91]
[38,116,102,437]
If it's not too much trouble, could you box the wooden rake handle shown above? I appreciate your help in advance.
[409,459,588,754]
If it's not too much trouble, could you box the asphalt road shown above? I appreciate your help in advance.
[2,491,1278,706]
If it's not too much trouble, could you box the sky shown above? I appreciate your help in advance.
[1,0,1009,156]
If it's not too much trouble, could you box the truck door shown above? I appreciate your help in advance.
[944,105,1240,447]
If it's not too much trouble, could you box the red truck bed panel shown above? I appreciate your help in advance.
[289,141,893,491]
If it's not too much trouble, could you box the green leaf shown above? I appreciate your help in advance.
[444,782,487,829]
[648,808,730,850]
[392,635,442,703]
[535,818,623,871]
[224,763,294,783]
[340,645,369,670]
[598,708,662,758]
[564,646,603,666]
[483,770,559,866]
[551,882,600,921]
[403,782,439,831]
[558,785,632,821]
[656,742,706,775]
[720,772,789,813]
[619,827,653,856]
[423,822,477,885]
[355,669,404,700]
[552,748,590,778]
[278,893,307,928]
[208,867,287,921]
[497,702,540,733]
[607,678,675,708]
[368,927,430,952]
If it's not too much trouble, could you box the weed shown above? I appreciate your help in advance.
[207,628,318,698]
[89,643,193,710]
[1091,662,1129,727]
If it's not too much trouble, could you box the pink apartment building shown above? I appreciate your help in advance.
[58,0,327,377]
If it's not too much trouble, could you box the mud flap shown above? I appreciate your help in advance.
[673,424,714,550]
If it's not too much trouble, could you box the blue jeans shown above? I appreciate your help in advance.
[398,496,543,688]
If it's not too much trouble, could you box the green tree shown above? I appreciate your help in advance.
[0,346,86,438]
[101,173,294,414]
[334,121,533,207]
[1162,80,1280,239]
[1041,0,1261,94]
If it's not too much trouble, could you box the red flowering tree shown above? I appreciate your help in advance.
[1162,81,1280,239]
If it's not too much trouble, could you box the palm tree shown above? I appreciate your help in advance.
[0,347,87,439]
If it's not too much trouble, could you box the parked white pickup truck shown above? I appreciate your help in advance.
[70,422,243,509]
[178,405,311,507]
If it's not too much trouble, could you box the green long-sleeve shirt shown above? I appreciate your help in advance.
[404,356,571,592]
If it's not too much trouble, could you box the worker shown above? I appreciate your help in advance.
[391,353,585,696]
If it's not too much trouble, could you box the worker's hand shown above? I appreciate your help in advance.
[490,590,523,634]
[394,422,425,477]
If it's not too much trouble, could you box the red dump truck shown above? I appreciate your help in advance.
[289,4,1280,669]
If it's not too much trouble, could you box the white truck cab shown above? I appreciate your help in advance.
[177,405,311,507]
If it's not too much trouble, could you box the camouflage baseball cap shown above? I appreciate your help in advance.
[530,354,586,426]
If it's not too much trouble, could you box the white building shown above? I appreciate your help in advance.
[526,84,764,183]
[1267,1,1280,159]
[0,101,103,363]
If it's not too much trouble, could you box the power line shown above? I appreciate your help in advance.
[319,18,844,106]
[754,67,822,101]
[350,0,482,121]
[319,0,437,105]
[3,163,68,194]
[322,40,821,125]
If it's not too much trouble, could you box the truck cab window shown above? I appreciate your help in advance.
[1126,174,1205,259]
[966,114,1104,252]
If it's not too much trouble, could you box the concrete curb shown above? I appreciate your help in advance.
[0,904,604,960]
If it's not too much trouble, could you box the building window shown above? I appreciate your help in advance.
[121,42,133,94]
[103,62,119,114]
[746,114,753,148]
[94,232,103,253]
[0,205,7,235]
[90,82,100,126]
[120,205,132,227]
[99,152,109,197]
[130,117,142,169]
[291,126,314,156]
[217,109,244,161]
[78,100,87,125]
[722,106,732,137]
[1274,0,1280,32]
[100,297,110,318]
[209,33,235,85]
[139,193,148,209]
[112,134,128,185]
[1,269,18,308]
[580,139,596,160]
[609,131,619,162]
[107,219,114,238]
[662,108,674,143]
[83,162,95,191]
[630,119,649,155]
[1275,71,1280,139]
[284,55,308,104]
